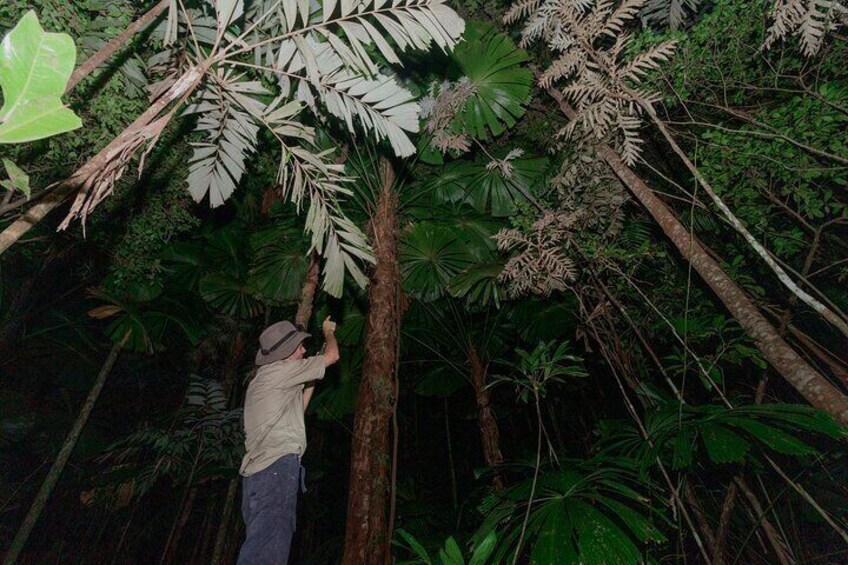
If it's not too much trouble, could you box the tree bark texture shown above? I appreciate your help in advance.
[469,346,504,491]
[546,89,848,426]
[295,251,321,330]
[3,334,127,565]
[342,159,399,565]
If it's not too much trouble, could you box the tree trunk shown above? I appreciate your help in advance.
[469,346,504,490]
[444,398,458,510]
[210,478,238,565]
[342,159,399,565]
[3,334,127,565]
[295,251,321,330]
[162,486,198,565]
[712,482,738,565]
[546,89,848,426]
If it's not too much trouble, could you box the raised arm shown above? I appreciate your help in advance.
[322,316,340,367]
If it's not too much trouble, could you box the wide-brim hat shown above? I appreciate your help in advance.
[255,321,310,366]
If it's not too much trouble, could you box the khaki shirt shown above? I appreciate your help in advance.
[240,356,325,476]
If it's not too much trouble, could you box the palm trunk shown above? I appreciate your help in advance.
[469,346,504,490]
[342,159,399,565]
[547,89,848,426]
[4,334,127,565]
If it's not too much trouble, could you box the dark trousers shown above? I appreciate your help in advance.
[237,454,302,565]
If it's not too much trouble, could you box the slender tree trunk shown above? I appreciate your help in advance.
[295,251,321,329]
[712,482,738,565]
[163,486,198,565]
[211,478,238,565]
[342,159,399,565]
[734,477,796,565]
[3,335,127,565]
[66,0,171,93]
[546,89,848,426]
[0,65,204,256]
[469,346,504,490]
[444,398,458,511]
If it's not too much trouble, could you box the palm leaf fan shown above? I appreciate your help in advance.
[198,272,264,318]
[401,222,475,302]
[248,220,311,303]
[451,22,533,139]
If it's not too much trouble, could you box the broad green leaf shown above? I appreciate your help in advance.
[593,496,668,543]
[449,262,505,308]
[198,272,263,318]
[701,423,750,464]
[572,501,642,565]
[671,427,694,470]
[439,537,465,565]
[468,531,497,565]
[248,223,310,303]
[401,222,474,301]
[466,156,549,217]
[1,159,30,197]
[452,22,532,139]
[0,11,82,143]
[395,529,433,564]
[731,418,818,457]
[530,504,577,564]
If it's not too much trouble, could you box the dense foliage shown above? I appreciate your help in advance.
[1,1,847,564]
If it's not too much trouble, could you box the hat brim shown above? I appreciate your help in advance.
[255,331,310,366]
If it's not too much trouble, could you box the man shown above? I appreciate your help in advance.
[237,316,339,565]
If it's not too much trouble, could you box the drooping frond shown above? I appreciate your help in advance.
[274,143,373,297]
[183,73,261,208]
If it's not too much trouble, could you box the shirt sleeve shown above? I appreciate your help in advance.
[277,356,326,389]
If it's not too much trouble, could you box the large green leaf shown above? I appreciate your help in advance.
[198,272,263,318]
[476,458,665,564]
[573,501,642,565]
[730,418,818,457]
[466,156,549,217]
[401,222,475,301]
[530,504,577,564]
[701,423,750,464]
[248,222,310,303]
[452,22,532,139]
[1,159,30,197]
[449,262,505,308]
[0,11,82,143]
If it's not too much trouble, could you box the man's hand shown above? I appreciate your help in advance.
[322,316,340,367]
